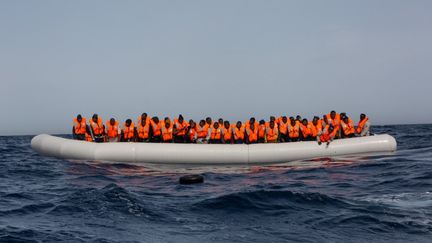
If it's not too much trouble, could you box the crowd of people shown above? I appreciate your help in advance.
[72,111,370,145]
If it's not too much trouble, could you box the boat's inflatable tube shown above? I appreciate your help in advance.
[31,134,397,165]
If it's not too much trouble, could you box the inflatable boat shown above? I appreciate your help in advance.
[31,134,397,165]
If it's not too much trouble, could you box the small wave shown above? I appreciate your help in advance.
[0,202,54,216]
[193,190,348,211]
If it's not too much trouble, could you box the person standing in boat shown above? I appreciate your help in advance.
[106,118,120,142]
[72,114,87,141]
[89,114,105,143]
[356,114,370,136]
[121,119,135,142]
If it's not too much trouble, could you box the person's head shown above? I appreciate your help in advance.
[141,113,147,120]
[92,114,98,122]
[236,121,242,128]
[199,120,206,127]
[178,114,184,122]
[340,112,346,120]
[291,119,296,126]
[125,119,132,127]
[313,116,319,125]
[110,118,115,125]
[282,116,287,123]
[206,117,212,125]
[164,117,171,127]
[270,120,275,128]
[296,115,301,121]
[289,116,295,122]
[214,122,219,129]
[76,114,82,122]
[323,115,328,123]
[249,117,255,124]
[330,110,336,119]
[302,119,308,125]
[360,113,366,120]
[152,116,159,123]
[188,119,194,127]
[343,116,349,123]
[259,119,265,125]
[224,120,230,129]
[270,116,276,122]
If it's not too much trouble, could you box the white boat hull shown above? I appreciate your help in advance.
[31,134,397,165]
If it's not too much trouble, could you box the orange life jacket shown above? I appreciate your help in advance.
[356,117,369,134]
[210,127,222,140]
[309,122,322,137]
[174,119,188,136]
[258,124,266,139]
[246,127,258,143]
[327,113,341,130]
[245,121,259,130]
[300,124,311,138]
[279,121,288,135]
[288,124,300,138]
[196,124,208,138]
[138,122,150,139]
[320,126,337,142]
[137,116,151,127]
[73,117,87,135]
[234,127,245,140]
[266,126,278,142]
[90,117,104,135]
[342,118,355,136]
[222,127,232,141]
[162,124,173,141]
[188,127,197,141]
[150,120,162,137]
[122,122,135,140]
[106,121,119,138]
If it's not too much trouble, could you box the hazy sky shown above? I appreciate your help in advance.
[1,1,431,135]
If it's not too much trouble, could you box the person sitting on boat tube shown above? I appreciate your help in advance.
[137,117,150,142]
[318,124,337,145]
[162,117,173,143]
[278,116,289,142]
[257,120,266,143]
[300,119,312,141]
[121,119,135,142]
[222,121,233,144]
[89,114,105,143]
[308,116,322,141]
[356,114,370,137]
[266,120,278,143]
[173,114,188,143]
[72,114,87,141]
[196,120,209,144]
[106,118,120,142]
[186,120,198,143]
[233,121,245,144]
[245,122,259,144]
[288,118,300,142]
[208,122,222,144]
[341,116,355,138]
[150,117,162,143]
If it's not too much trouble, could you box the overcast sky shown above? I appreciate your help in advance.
[1,0,431,135]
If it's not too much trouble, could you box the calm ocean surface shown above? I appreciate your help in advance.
[1,125,431,242]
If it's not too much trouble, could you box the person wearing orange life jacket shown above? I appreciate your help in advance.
[300,119,313,141]
[233,121,245,144]
[356,113,370,137]
[218,118,224,127]
[295,115,302,126]
[221,121,233,144]
[150,117,163,143]
[161,117,173,143]
[317,124,337,145]
[105,118,120,142]
[266,116,278,129]
[288,118,300,142]
[266,120,279,143]
[308,116,323,140]
[136,117,150,142]
[195,120,209,144]
[207,122,222,144]
[327,110,341,138]
[205,117,212,129]
[138,113,151,127]
[121,119,135,142]
[258,120,266,143]
[245,117,259,130]
[278,116,289,142]
[173,114,188,143]
[72,114,87,141]
[246,122,259,144]
[186,120,198,143]
[341,116,355,138]
[89,114,105,143]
